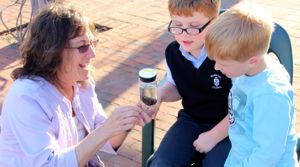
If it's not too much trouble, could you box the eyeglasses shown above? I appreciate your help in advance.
[66,39,99,53]
[168,19,212,35]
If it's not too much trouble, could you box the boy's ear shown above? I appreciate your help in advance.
[248,56,259,66]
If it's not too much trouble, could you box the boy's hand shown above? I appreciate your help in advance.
[193,131,218,153]
[136,99,161,126]
[136,107,152,126]
[139,99,161,118]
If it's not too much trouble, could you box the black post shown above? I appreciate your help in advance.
[141,120,155,167]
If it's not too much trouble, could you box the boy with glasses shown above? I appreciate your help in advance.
[144,0,232,166]
[205,2,298,166]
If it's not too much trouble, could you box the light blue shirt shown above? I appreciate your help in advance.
[225,57,298,167]
[166,46,207,85]
[0,76,115,167]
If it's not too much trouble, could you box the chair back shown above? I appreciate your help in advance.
[268,23,293,84]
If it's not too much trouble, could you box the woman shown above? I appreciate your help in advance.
[0,3,138,167]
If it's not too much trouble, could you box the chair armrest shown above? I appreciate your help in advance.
[142,120,155,167]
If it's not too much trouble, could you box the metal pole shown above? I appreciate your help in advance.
[30,0,55,16]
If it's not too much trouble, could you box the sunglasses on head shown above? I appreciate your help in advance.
[66,39,99,53]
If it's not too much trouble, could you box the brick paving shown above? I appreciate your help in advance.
[0,0,299,167]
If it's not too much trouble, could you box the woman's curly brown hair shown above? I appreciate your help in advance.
[12,3,93,84]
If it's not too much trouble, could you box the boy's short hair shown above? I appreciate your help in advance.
[168,0,221,19]
[205,2,274,61]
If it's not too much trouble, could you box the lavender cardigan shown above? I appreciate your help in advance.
[0,76,115,166]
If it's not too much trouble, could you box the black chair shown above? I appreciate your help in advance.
[141,20,298,167]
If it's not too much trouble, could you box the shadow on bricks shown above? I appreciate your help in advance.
[94,31,171,110]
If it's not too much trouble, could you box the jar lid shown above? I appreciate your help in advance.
[139,68,157,82]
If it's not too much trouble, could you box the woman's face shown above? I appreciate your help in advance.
[57,30,96,84]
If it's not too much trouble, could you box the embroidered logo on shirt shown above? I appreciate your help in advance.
[210,74,222,89]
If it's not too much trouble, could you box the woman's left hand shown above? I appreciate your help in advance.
[102,106,139,137]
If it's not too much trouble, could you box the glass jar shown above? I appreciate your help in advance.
[139,68,158,106]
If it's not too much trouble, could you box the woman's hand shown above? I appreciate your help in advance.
[102,106,139,137]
